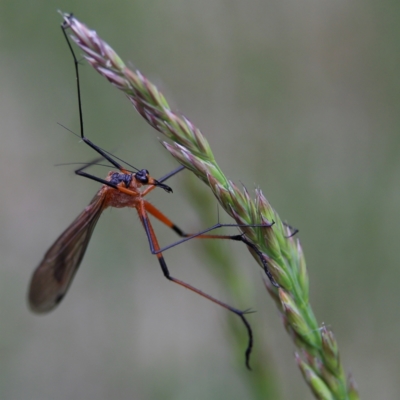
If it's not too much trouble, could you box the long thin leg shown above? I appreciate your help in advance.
[141,165,186,197]
[63,20,187,187]
[144,201,273,242]
[137,201,254,369]
[62,23,130,172]
[157,165,185,184]
[143,200,279,287]
[75,160,120,190]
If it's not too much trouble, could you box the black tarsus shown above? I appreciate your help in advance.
[283,222,299,238]
[154,181,173,193]
[235,235,279,288]
[141,213,254,370]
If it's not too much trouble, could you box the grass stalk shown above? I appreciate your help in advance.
[60,12,359,400]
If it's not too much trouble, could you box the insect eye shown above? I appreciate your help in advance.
[135,169,149,183]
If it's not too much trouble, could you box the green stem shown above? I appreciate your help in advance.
[60,12,359,400]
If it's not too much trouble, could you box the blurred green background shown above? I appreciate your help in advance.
[1,1,399,399]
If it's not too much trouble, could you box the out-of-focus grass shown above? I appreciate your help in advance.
[1,1,400,399]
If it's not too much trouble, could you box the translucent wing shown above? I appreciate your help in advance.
[28,192,106,314]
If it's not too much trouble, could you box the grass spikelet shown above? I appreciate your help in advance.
[60,12,359,399]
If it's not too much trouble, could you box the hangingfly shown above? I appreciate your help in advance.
[28,14,279,370]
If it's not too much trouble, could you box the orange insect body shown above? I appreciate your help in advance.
[103,172,149,207]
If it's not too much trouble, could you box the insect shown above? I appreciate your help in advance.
[28,15,278,369]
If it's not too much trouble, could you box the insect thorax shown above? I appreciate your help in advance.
[109,172,132,188]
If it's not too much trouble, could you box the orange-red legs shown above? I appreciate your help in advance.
[29,156,269,368]
[144,200,278,286]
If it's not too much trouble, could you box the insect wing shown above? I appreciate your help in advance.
[28,192,106,314]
